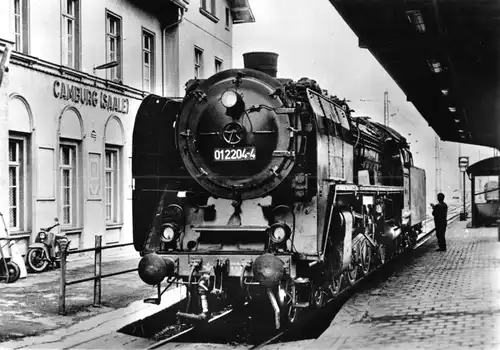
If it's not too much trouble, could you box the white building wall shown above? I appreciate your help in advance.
[80,0,164,94]
[167,0,234,96]
[0,0,165,94]
[0,0,173,253]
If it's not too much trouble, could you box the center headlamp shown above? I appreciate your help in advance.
[268,223,291,244]
[220,90,240,108]
[161,223,179,243]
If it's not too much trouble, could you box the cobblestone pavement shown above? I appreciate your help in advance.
[293,221,500,350]
[0,246,160,344]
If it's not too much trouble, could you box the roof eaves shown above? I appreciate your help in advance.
[230,0,255,24]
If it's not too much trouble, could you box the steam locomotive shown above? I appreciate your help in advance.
[132,52,426,329]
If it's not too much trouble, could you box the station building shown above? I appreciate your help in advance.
[0,0,255,254]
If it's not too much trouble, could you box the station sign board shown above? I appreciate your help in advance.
[458,156,469,171]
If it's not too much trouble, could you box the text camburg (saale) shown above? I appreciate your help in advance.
[53,79,129,114]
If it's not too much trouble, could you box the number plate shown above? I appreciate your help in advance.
[214,147,256,161]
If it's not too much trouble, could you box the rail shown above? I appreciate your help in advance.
[58,235,137,315]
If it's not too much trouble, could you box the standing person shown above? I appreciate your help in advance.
[431,193,448,251]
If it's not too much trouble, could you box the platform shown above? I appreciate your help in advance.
[265,220,500,350]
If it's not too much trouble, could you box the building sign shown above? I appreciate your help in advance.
[53,80,129,114]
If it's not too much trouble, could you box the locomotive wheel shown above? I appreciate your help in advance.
[329,273,343,296]
[360,239,372,276]
[286,303,300,325]
[397,235,404,253]
[345,264,358,285]
[279,280,300,325]
[409,231,417,248]
[326,239,343,297]
[312,285,326,308]
[378,245,387,264]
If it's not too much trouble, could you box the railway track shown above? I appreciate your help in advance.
[133,206,466,350]
[143,307,237,350]
[140,301,285,350]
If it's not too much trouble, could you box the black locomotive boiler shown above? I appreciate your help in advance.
[133,52,426,329]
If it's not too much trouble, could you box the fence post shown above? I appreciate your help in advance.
[93,234,102,306]
[58,241,68,315]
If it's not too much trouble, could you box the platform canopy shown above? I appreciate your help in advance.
[466,156,500,177]
[329,0,500,150]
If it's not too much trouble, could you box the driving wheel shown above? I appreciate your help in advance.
[360,239,372,276]
[378,245,387,264]
[330,273,343,296]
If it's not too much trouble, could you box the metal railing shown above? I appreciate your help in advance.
[58,235,137,315]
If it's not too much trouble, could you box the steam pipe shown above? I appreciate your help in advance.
[177,273,210,321]
[267,288,281,330]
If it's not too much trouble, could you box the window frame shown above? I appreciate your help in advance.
[13,0,29,54]
[59,141,79,228]
[104,146,121,225]
[194,46,203,79]
[61,0,80,69]
[215,57,223,73]
[8,135,27,232]
[141,28,155,93]
[200,0,218,22]
[105,10,122,82]
[225,7,231,29]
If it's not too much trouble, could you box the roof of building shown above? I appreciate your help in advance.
[131,0,254,25]
[329,0,500,150]
[229,0,255,24]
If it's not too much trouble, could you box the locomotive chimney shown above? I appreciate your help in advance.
[243,52,279,77]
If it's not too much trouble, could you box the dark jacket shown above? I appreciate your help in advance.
[432,202,448,227]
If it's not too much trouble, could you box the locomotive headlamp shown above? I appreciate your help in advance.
[221,90,240,108]
[161,224,177,242]
[269,223,291,244]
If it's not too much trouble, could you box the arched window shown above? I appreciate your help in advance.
[58,107,83,228]
[104,116,124,225]
[8,95,33,232]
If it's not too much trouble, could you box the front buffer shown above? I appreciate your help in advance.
[137,251,296,329]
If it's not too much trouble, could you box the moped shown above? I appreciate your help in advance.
[26,218,70,272]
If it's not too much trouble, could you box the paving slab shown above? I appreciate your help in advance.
[0,287,185,350]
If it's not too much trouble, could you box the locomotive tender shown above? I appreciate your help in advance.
[133,52,426,329]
